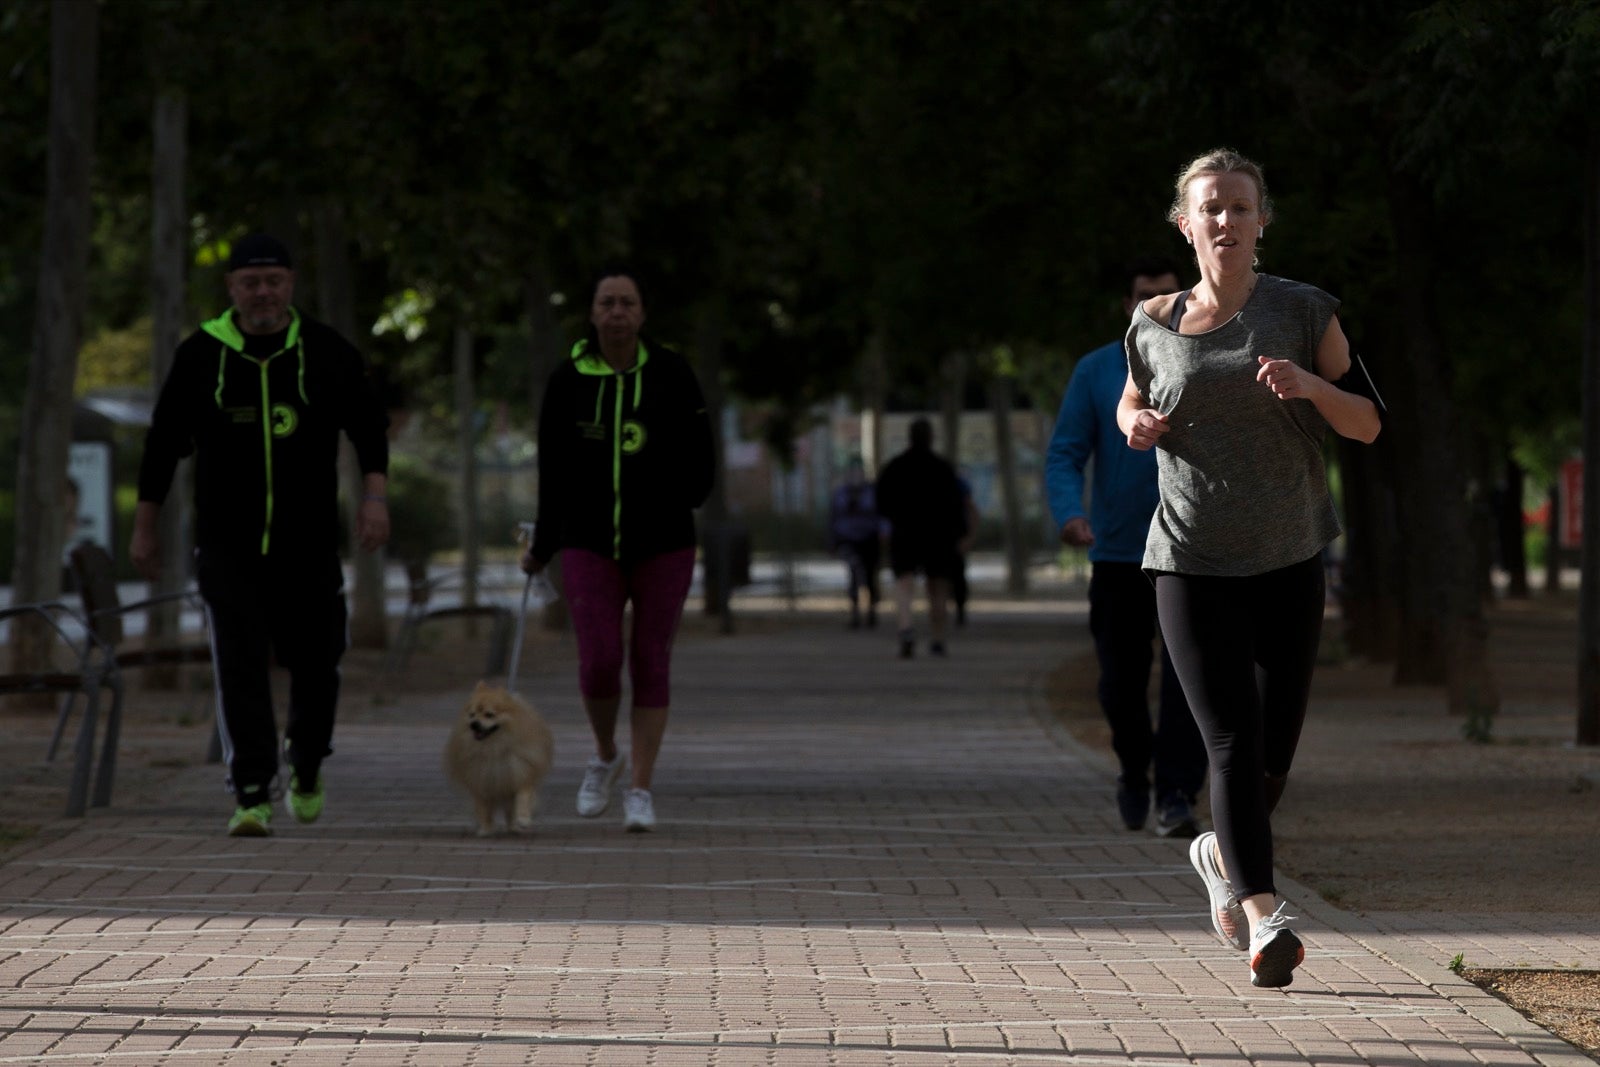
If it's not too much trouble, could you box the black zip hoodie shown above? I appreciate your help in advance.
[137,308,389,561]
[531,338,714,565]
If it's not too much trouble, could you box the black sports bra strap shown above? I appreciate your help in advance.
[1168,289,1192,331]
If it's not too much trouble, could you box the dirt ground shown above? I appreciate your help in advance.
[2,595,1596,1057]
[1044,592,1600,1059]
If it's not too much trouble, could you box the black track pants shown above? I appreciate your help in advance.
[1088,561,1206,802]
[199,551,348,805]
[1154,555,1324,899]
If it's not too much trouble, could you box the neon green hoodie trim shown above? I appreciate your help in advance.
[569,337,649,375]
[201,308,304,554]
[569,339,650,559]
[611,375,624,557]
[202,306,302,352]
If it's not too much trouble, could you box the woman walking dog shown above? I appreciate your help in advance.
[521,265,715,832]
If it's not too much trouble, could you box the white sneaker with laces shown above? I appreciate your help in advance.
[1188,831,1249,951]
[622,788,655,832]
[576,755,626,817]
[1249,902,1304,988]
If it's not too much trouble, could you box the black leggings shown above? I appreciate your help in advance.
[1154,555,1324,899]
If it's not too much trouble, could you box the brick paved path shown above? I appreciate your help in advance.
[0,603,1591,1065]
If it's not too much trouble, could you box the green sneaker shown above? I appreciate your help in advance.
[285,772,324,824]
[228,803,273,837]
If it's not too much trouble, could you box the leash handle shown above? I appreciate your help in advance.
[506,521,557,690]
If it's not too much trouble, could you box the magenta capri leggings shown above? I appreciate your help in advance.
[561,547,696,707]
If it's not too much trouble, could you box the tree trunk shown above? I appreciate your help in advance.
[1336,436,1401,661]
[694,297,729,524]
[525,257,562,435]
[1578,118,1600,746]
[1470,443,1497,604]
[524,257,567,631]
[314,202,386,648]
[145,86,188,687]
[454,325,480,616]
[265,206,306,303]
[988,376,1027,595]
[1544,481,1563,595]
[1497,454,1530,600]
[939,350,965,468]
[694,298,731,617]
[1384,173,1499,730]
[860,329,888,478]
[1037,408,1058,548]
[11,0,97,676]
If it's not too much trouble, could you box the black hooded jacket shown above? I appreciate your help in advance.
[137,308,389,562]
[531,338,715,565]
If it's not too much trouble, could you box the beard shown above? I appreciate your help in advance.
[240,304,289,333]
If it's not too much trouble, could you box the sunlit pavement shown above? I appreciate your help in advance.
[0,571,1593,1065]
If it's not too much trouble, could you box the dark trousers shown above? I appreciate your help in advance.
[1154,555,1324,899]
[839,537,881,607]
[1089,561,1206,802]
[199,550,348,805]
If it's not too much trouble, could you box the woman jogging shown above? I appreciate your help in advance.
[1118,148,1384,987]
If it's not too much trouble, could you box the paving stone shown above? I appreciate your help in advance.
[1,602,1594,1065]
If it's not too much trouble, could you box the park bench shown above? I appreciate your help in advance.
[385,564,513,678]
[0,600,121,817]
[47,542,221,802]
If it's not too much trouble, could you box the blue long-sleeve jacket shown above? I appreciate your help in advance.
[1044,340,1160,564]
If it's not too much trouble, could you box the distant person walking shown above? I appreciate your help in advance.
[1120,149,1383,988]
[875,418,967,659]
[131,233,391,838]
[827,456,882,629]
[1047,257,1206,840]
[521,265,715,832]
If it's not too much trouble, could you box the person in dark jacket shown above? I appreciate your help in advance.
[131,233,390,838]
[874,418,967,659]
[520,266,715,832]
[827,456,882,629]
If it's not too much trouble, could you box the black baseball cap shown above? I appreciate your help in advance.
[227,233,293,271]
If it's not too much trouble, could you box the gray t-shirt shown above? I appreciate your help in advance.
[1125,273,1342,577]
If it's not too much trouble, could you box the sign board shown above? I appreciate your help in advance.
[67,440,114,554]
[1560,457,1584,550]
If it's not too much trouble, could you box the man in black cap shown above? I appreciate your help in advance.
[131,233,391,837]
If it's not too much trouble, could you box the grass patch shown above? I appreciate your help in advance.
[0,823,40,853]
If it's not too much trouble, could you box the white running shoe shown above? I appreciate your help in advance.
[576,755,626,817]
[1249,902,1304,988]
[622,788,656,832]
[1188,831,1249,951]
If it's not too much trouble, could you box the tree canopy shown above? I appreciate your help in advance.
[6,0,1600,732]
[0,0,1578,434]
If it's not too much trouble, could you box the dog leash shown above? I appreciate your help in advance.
[507,521,556,691]
[506,573,533,690]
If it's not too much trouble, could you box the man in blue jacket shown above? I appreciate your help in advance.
[1046,259,1206,838]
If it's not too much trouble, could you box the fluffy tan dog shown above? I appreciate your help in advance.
[444,682,555,836]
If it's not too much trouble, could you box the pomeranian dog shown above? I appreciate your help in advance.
[444,682,555,836]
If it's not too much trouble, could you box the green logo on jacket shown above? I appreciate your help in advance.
[271,404,298,438]
[621,420,646,454]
